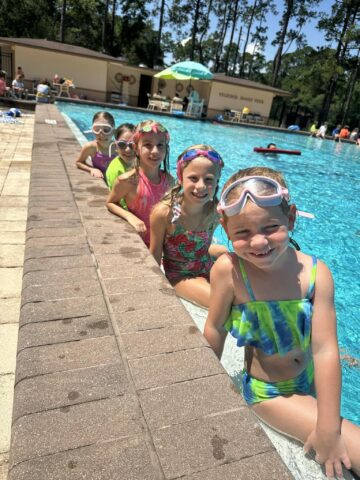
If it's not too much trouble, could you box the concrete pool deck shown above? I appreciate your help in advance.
[0,103,357,480]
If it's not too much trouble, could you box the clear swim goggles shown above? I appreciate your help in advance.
[218,176,290,216]
[92,123,114,135]
[177,149,224,179]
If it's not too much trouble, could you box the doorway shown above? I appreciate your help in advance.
[137,74,152,108]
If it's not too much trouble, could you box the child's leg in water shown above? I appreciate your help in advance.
[172,277,210,309]
[252,394,360,475]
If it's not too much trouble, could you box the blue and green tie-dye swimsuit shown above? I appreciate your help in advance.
[224,256,317,404]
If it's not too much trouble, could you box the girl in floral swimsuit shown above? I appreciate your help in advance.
[150,144,227,308]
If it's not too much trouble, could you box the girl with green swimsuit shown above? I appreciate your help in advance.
[204,166,360,478]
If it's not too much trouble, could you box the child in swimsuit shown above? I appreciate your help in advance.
[75,111,117,180]
[150,145,227,308]
[105,123,136,190]
[106,119,174,247]
[204,166,360,478]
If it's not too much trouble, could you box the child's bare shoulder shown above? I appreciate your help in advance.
[213,252,235,273]
[152,201,171,219]
[82,141,97,153]
[117,168,138,183]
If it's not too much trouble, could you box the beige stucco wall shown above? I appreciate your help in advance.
[13,46,107,97]
[107,63,153,105]
[208,82,275,118]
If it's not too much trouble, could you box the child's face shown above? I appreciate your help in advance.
[136,132,167,169]
[116,130,135,167]
[92,118,114,141]
[223,201,290,270]
[181,157,219,206]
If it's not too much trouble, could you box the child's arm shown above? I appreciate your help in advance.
[204,254,234,359]
[75,143,103,178]
[106,174,146,235]
[304,260,351,477]
[149,203,170,265]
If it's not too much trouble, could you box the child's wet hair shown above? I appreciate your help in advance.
[222,166,291,217]
[115,123,135,140]
[92,111,115,127]
[132,119,170,172]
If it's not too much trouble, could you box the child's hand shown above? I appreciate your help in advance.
[304,429,351,478]
[90,168,104,178]
[129,218,146,235]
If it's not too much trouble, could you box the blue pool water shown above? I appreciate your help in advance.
[58,102,360,424]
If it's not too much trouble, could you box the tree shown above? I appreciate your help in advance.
[59,0,67,42]
[102,0,110,52]
[317,0,360,122]
[0,0,57,39]
[271,0,320,87]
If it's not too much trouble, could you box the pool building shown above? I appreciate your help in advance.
[0,37,290,121]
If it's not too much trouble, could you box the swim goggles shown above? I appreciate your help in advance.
[134,123,170,143]
[218,176,290,216]
[92,123,114,135]
[177,149,224,179]
[115,140,134,150]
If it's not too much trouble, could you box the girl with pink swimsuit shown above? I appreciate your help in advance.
[106,120,174,247]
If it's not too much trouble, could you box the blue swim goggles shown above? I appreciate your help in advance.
[218,176,290,216]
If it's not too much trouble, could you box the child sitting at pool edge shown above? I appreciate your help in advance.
[105,123,136,190]
[75,111,117,180]
[150,145,227,308]
[106,119,174,247]
[204,166,360,478]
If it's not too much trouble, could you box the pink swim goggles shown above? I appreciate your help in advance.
[177,149,224,180]
[218,176,290,216]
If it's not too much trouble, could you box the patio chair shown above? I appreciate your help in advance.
[230,110,242,123]
[58,82,71,97]
[186,99,204,118]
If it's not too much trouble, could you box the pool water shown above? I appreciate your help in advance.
[58,102,360,425]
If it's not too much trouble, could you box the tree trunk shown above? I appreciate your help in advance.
[153,0,165,67]
[190,0,201,61]
[102,0,110,53]
[199,0,213,65]
[271,0,293,87]
[110,0,117,53]
[232,25,242,75]
[341,47,360,124]
[59,0,66,43]
[214,3,231,71]
[239,0,258,78]
[224,0,239,74]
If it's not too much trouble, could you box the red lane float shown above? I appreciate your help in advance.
[253,147,301,155]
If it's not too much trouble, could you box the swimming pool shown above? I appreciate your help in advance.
[58,102,360,425]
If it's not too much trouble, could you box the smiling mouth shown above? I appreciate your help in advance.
[250,249,273,257]
[192,192,207,199]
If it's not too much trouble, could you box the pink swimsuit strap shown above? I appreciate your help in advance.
[127,170,170,246]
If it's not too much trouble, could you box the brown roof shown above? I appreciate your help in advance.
[0,37,117,62]
[213,73,291,96]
